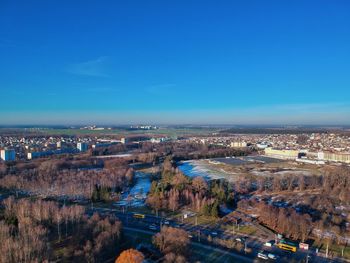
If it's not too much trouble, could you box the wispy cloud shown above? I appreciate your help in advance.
[66,56,109,77]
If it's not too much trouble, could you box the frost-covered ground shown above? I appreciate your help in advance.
[212,156,282,165]
[178,160,238,182]
[250,169,313,177]
[178,156,312,181]
[115,171,151,207]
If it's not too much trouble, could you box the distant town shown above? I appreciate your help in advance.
[1,126,350,165]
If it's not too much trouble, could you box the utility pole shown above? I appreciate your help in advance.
[198,229,201,242]
[326,242,329,258]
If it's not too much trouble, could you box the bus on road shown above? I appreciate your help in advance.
[277,240,297,252]
[133,213,145,219]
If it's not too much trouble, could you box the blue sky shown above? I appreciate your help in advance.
[1,0,350,125]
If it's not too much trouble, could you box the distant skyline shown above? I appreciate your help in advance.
[1,1,350,125]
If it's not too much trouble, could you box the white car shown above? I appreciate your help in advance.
[257,251,269,260]
[236,237,245,243]
[264,242,272,247]
[268,253,277,260]
[149,224,157,230]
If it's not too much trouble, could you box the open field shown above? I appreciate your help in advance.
[179,157,324,183]
[313,240,350,259]
[221,224,259,236]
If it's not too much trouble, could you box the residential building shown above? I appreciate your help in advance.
[322,152,350,164]
[264,148,299,160]
[0,148,16,161]
[77,142,89,152]
[231,141,247,148]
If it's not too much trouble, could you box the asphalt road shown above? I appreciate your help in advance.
[89,207,343,263]
[123,226,253,263]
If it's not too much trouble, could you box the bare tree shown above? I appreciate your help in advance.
[153,227,189,255]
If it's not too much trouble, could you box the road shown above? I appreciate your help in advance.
[123,226,253,263]
[89,207,344,263]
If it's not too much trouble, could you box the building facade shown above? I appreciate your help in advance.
[264,148,299,160]
[231,141,247,148]
[322,152,350,164]
[0,149,16,161]
[77,142,89,152]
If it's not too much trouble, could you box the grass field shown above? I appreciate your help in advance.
[313,240,350,259]
[222,224,258,236]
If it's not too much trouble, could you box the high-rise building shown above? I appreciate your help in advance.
[0,149,16,161]
[77,142,89,152]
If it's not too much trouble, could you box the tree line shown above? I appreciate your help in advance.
[0,197,85,262]
[233,166,350,236]
[0,158,134,200]
[238,200,312,242]
[0,197,122,262]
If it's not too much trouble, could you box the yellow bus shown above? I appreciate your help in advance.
[133,213,145,219]
[277,243,297,252]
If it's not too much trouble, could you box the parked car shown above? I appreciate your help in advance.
[149,224,157,230]
[268,253,277,260]
[257,251,269,260]
[264,241,273,247]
